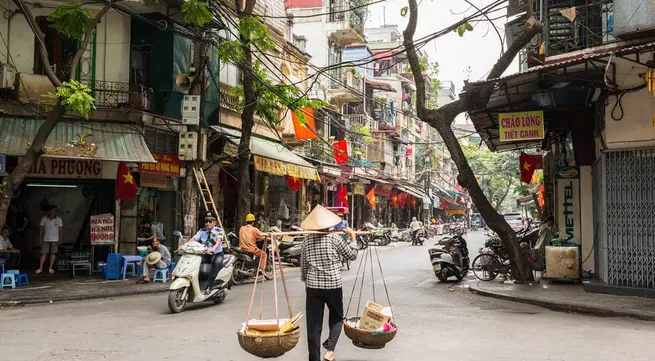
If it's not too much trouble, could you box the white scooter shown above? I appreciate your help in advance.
[168,241,236,313]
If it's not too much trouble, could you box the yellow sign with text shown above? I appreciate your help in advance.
[253,155,320,181]
[499,111,545,142]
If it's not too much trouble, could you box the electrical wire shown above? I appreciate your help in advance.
[248,0,388,19]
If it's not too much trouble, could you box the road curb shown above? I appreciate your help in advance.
[468,282,655,322]
[0,287,169,308]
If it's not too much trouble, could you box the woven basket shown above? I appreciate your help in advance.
[237,329,300,358]
[343,317,397,349]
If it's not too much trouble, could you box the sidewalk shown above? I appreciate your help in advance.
[469,280,655,321]
[0,274,168,307]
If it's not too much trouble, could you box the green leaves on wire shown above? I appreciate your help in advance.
[455,22,474,37]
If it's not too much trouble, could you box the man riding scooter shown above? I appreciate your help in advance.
[186,211,225,294]
[238,213,268,272]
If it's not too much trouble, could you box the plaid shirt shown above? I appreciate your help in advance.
[301,233,358,289]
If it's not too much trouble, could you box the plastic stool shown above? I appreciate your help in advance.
[125,262,137,276]
[169,261,177,273]
[16,273,28,287]
[153,268,169,283]
[0,259,5,275]
[1,273,16,289]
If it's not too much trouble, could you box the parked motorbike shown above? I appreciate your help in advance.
[168,241,236,313]
[411,228,427,246]
[363,222,392,246]
[428,235,470,282]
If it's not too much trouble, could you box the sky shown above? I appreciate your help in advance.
[365,0,519,108]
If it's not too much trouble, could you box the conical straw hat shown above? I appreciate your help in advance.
[145,251,162,265]
[301,205,343,231]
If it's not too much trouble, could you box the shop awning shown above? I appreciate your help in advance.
[394,183,427,199]
[0,118,156,163]
[211,125,319,181]
[365,79,396,92]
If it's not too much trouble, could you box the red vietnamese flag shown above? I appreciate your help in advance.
[411,196,417,210]
[366,187,377,210]
[333,140,349,165]
[390,191,399,207]
[519,152,539,183]
[291,108,319,140]
[116,162,138,201]
[286,175,302,192]
[337,184,349,208]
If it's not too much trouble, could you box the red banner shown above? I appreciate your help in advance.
[140,153,181,177]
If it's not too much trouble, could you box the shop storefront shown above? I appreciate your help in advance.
[0,119,156,272]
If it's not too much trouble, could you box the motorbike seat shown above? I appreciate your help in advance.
[278,242,299,251]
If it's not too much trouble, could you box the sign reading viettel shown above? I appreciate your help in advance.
[90,214,115,246]
[556,166,580,244]
[139,153,181,177]
[498,111,545,142]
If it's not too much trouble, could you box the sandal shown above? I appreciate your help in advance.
[35,269,42,274]
[49,269,55,274]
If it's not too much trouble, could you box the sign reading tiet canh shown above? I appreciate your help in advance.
[499,111,545,142]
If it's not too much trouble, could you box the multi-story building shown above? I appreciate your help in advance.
[467,0,655,294]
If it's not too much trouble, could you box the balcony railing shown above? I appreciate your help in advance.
[82,80,153,111]
[328,69,363,92]
[219,87,241,111]
[544,0,613,56]
[326,3,365,34]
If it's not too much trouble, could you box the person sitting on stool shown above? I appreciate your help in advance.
[137,238,171,283]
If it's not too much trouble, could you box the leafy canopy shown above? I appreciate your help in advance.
[47,2,93,40]
[43,80,96,118]
[181,0,213,27]
[217,16,326,127]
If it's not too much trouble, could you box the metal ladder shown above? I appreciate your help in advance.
[192,167,229,249]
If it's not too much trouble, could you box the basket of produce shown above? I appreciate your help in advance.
[343,316,397,349]
[238,313,302,358]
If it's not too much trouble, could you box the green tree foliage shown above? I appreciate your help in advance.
[216,16,326,127]
[181,0,213,26]
[462,141,519,212]
[47,2,93,40]
[43,80,95,118]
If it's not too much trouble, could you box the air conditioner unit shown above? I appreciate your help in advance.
[0,63,16,89]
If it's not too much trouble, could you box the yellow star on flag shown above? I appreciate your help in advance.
[523,162,532,171]
[123,173,134,184]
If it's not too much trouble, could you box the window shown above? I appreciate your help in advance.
[145,127,179,155]
[34,17,79,80]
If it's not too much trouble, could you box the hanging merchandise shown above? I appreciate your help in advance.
[344,245,397,349]
[238,238,301,358]
[278,198,290,219]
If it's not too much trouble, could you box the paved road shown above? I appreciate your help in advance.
[3,231,655,361]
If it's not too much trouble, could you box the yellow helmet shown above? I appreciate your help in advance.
[245,213,256,222]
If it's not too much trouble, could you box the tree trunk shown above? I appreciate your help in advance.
[403,0,542,282]
[235,0,257,230]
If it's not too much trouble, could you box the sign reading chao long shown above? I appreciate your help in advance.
[498,111,545,142]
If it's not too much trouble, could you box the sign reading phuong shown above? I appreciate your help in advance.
[499,111,545,142]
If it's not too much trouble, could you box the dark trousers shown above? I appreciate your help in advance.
[306,287,344,361]
[204,253,224,289]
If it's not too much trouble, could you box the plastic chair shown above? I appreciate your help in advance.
[153,268,169,283]
[125,262,137,276]
[1,273,16,289]
[16,273,28,287]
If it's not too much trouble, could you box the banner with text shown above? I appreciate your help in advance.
[253,155,319,181]
[90,214,115,246]
[139,153,181,177]
[499,111,545,142]
[556,167,580,244]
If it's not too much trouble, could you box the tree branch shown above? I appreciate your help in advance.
[70,4,113,81]
[13,0,61,88]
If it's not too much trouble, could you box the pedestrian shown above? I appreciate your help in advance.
[300,205,358,361]
[139,220,167,246]
[36,205,63,274]
[136,237,171,284]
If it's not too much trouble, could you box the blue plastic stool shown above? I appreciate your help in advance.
[16,273,28,287]
[125,262,137,276]
[0,259,5,275]
[169,261,177,273]
[153,268,169,283]
[1,273,16,289]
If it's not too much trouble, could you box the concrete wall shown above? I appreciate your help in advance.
[0,1,130,84]
[603,55,655,149]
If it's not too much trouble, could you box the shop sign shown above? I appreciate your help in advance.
[140,173,168,189]
[27,158,104,179]
[139,153,181,177]
[374,183,394,197]
[254,156,285,176]
[556,166,581,244]
[499,110,544,142]
[448,209,465,215]
[0,154,5,175]
[287,163,320,181]
[90,213,115,246]
[352,184,366,196]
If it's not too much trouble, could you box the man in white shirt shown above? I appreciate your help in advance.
[36,205,63,274]
[0,225,19,268]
